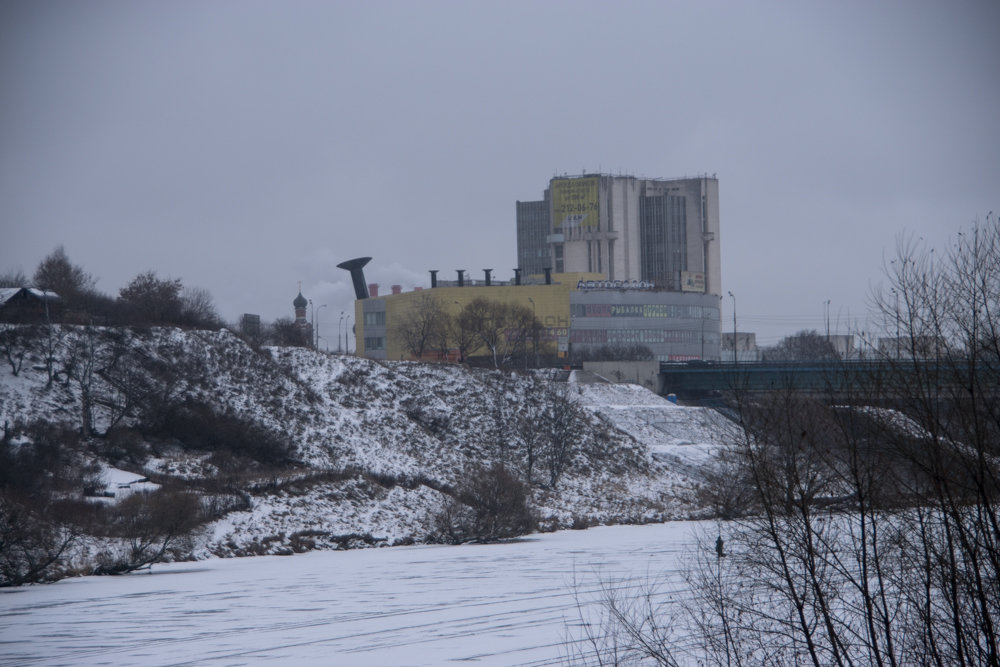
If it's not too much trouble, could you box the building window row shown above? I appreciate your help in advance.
[571,329,720,345]
[364,336,385,350]
[571,303,719,320]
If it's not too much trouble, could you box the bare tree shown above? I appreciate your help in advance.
[93,330,154,434]
[0,494,78,586]
[505,300,540,368]
[63,327,99,435]
[460,298,540,368]
[33,246,96,299]
[60,326,124,435]
[118,271,184,324]
[714,218,1000,665]
[41,320,63,386]
[579,213,1000,666]
[0,422,87,586]
[397,292,448,359]
[483,373,521,466]
[0,325,28,376]
[0,269,27,288]
[761,329,840,361]
[540,385,586,488]
[267,317,311,347]
[449,299,485,363]
[179,286,222,329]
[516,378,548,485]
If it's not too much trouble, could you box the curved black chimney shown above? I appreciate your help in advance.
[337,257,373,300]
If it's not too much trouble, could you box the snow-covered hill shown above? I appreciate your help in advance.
[0,325,738,560]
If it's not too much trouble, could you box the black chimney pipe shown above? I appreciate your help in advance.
[457,270,465,287]
[544,267,552,285]
[429,270,438,288]
[483,269,492,286]
[513,268,522,286]
[337,257,373,300]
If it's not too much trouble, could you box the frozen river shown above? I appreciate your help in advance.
[0,522,702,666]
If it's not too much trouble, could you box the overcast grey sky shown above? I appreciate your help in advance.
[2,0,997,347]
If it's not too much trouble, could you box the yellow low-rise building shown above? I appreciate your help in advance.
[356,273,602,362]
[347,266,723,365]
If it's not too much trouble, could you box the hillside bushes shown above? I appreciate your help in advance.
[92,487,203,575]
[432,463,535,544]
[152,403,295,468]
[0,493,81,586]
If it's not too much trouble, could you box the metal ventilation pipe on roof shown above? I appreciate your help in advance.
[337,257,373,300]
[457,270,465,287]
[483,269,492,286]
[429,270,438,288]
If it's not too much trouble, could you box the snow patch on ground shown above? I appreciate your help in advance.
[98,465,160,499]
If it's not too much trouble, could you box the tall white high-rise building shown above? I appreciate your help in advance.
[516,174,721,296]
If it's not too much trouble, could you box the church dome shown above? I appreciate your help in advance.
[293,292,308,309]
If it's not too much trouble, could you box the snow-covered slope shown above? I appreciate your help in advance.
[0,325,739,558]
[574,382,741,476]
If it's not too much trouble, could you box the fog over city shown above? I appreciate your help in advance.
[2,0,997,345]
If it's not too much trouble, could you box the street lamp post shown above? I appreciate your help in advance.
[824,299,831,341]
[345,315,352,354]
[315,304,327,349]
[338,311,345,354]
[309,299,315,348]
[728,291,737,364]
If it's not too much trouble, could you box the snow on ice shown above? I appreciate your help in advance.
[0,522,704,666]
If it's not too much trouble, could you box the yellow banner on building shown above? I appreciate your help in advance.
[681,271,706,292]
[552,177,599,229]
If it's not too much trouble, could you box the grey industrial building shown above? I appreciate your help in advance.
[570,286,721,362]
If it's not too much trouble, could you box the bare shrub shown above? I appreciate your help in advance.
[0,325,29,375]
[432,463,535,544]
[93,487,202,575]
[0,493,78,586]
[568,572,682,666]
[154,403,294,467]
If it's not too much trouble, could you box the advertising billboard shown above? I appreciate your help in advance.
[681,271,706,293]
[552,177,599,229]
